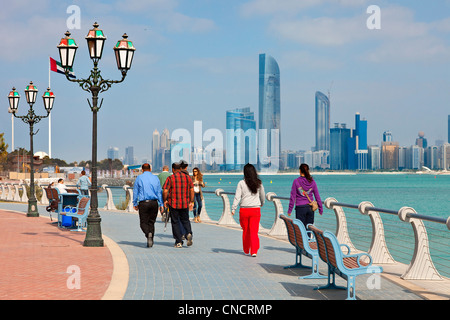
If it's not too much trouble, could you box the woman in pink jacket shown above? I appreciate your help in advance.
[287,163,323,227]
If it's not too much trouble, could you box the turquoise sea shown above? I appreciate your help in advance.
[98,173,450,278]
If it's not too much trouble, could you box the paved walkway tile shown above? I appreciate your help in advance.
[0,208,113,300]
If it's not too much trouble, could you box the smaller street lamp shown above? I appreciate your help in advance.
[42,87,55,113]
[7,82,54,217]
[8,87,20,112]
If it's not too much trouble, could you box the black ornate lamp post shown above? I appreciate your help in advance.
[57,22,135,247]
[8,84,55,217]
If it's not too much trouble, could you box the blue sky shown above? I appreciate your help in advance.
[1,0,450,164]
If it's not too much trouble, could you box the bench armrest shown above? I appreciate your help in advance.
[340,243,351,255]
[345,252,373,267]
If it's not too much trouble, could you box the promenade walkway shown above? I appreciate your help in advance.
[0,202,448,303]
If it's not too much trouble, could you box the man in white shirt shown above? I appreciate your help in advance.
[55,178,68,194]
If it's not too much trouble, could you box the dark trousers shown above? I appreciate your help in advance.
[138,200,158,239]
[170,207,192,244]
[193,193,202,217]
[295,205,315,228]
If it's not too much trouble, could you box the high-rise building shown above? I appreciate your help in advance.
[442,143,450,170]
[347,113,368,170]
[398,146,406,170]
[368,146,380,170]
[330,123,351,170]
[315,91,330,152]
[415,131,428,148]
[226,107,257,170]
[152,129,160,168]
[406,145,421,169]
[160,128,170,149]
[448,115,450,143]
[259,53,281,170]
[381,141,399,170]
[383,131,392,142]
[124,146,134,166]
[425,146,439,170]
[107,147,119,160]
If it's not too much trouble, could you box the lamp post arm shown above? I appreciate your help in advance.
[98,70,127,94]
[64,69,94,94]
[12,108,50,128]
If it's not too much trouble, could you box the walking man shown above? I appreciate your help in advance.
[158,165,171,223]
[163,162,194,248]
[133,163,164,248]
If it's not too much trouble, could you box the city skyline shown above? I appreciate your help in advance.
[1,1,450,164]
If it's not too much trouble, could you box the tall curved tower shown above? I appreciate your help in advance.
[258,53,280,170]
[315,91,330,151]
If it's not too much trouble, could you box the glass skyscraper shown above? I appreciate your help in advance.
[330,123,351,170]
[226,107,257,170]
[259,53,280,170]
[315,91,330,151]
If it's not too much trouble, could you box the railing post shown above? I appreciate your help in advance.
[398,207,443,280]
[13,184,21,202]
[123,185,137,213]
[6,184,13,201]
[102,184,117,210]
[324,197,359,253]
[0,183,5,200]
[215,188,239,226]
[358,201,396,264]
[21,184,28,203]
[38,183,49,205]
[266,192,287,237]
[199,197,212,222]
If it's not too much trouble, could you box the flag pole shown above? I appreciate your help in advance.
[48,57,52,158]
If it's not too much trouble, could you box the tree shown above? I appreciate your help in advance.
[0,133,8,171]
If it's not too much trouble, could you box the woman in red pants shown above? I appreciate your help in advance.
[231,163,265,257]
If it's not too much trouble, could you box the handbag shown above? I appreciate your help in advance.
[303,190,318,212]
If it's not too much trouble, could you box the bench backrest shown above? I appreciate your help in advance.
[308,225,329,264]
[279,214,297,247]
[45,187,59,201]
[77,197,90,215]
[322,232,339,269]
[291,220,307,250]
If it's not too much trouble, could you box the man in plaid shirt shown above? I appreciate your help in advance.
[163,162,194,247]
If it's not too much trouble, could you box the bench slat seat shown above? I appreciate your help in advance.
[308,224,383,300]
[279,214,326,279]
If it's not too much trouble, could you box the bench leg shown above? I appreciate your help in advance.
[284,248,312,269]
[315,268,346,291]
[299,255,327,279]
[346,276,356,300]
[70,218,86,232]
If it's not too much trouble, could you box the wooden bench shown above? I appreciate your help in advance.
[60,196,90,232]
[308,224,383,300]
[279,214,326,279]
[44,188,59,222]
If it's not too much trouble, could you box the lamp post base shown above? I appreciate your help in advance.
[83,216,104,247]
[27,199,39,217]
